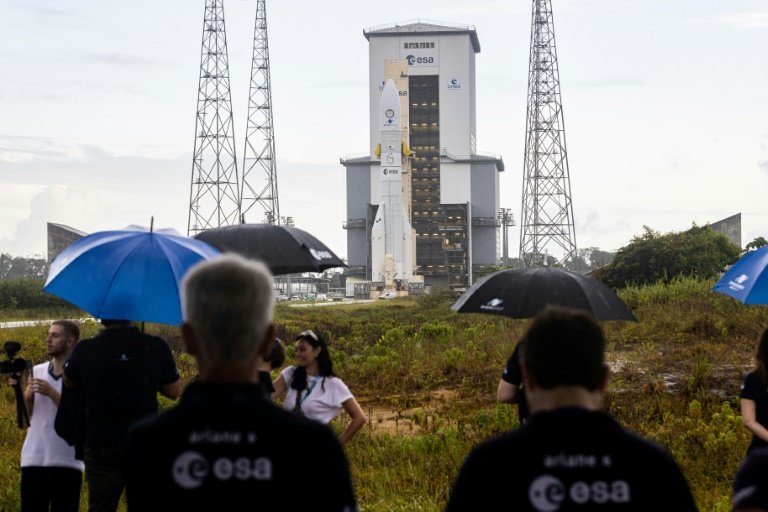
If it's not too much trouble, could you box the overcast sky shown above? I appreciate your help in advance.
[1,0,766,260]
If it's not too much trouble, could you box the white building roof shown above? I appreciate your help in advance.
[364,19,481,53]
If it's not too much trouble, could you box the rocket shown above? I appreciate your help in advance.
[371,79,414,286]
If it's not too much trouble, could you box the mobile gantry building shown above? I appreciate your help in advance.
[342,20,504,291]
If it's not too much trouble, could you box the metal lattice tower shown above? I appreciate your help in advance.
[240,0,280,225]
[188,0,240,236]
[519,0,577,267]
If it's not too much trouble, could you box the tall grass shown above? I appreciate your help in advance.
[0,276,765,511]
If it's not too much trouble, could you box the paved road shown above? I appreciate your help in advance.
[289,299,375,308]
[0,318,95,329]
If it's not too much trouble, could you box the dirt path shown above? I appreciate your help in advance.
[358,389,465,436]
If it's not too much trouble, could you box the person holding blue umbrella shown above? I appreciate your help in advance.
[63,319,181,512]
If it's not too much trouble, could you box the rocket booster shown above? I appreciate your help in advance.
[371,79,413,283]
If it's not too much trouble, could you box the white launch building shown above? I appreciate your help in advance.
[342,21,504,293]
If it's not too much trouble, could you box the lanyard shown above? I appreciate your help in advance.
[297,375,321,407]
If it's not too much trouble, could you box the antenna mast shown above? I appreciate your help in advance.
[188,0,240,235]
[240,0,280,225]
[519,0,577,266]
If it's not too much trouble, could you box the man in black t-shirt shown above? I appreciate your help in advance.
[63,320,181,512]
[446,307,698,512]
[125,255,357,511]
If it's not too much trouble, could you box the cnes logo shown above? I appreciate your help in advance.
[728,273,749,291]
[480,298,504,312]
[309,248,333,261]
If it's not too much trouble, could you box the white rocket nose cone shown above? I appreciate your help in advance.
[380,79,401,130]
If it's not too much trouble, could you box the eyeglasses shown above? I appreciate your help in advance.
[296,330,318,342]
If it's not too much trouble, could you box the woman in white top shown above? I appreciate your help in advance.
[273,329,367,445]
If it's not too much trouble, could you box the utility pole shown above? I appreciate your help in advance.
[188,0,240,235]
[519,0,577,267]
[498,208,515,267]
[240,0,281,225]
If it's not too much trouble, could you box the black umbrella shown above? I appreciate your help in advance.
[451,267,637,321]
[193,223,346,275]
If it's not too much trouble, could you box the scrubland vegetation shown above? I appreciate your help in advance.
[0,276,766,511]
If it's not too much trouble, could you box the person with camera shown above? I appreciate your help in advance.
[15,320,84,512]
[63,318,181,512]
[124,254,357,511]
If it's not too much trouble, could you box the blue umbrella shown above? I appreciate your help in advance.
[713,246,768,304]
[43,225,221,325]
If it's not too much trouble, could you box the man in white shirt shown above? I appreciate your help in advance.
[20,320,84,512]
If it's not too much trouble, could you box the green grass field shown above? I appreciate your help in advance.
[1,277,765,511]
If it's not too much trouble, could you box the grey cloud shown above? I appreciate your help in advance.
[573,77,646,87]
[686,12,768,30]
[84,53,163,67]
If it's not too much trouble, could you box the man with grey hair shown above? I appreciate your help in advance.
[125,254,357,511]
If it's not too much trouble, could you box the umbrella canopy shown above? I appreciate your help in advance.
[452,266,637,321]
[713,246,768,304]
[193,223,346,275]
[44,226,221,325]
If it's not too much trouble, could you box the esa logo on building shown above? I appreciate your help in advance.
[406,54,435,65]
[448,78,461,90]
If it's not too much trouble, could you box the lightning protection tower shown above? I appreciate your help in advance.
[519,0,577,267]
[188,0,240,236]
[240,0,280,225]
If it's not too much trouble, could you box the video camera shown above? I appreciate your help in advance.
[1,341,29,375]
[2,341,31,429]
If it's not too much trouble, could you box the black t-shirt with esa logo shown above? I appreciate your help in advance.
[445,407,698,512]
[125,381,357,512]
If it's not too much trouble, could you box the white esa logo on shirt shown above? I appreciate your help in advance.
[529,474,631,511]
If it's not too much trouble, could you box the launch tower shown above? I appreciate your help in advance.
[519,0,577,266]
[188,0,240,236]
[240,0,281,225]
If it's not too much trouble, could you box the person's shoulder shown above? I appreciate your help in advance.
[71,334,98,349]
[325,375,352,393]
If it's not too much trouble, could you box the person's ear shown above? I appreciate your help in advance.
[257,324,276,359]
[181,323,199,356]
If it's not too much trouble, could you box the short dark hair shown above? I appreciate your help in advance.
[520,306,606,391]
[52,320,80,342]
[266,338,286,369]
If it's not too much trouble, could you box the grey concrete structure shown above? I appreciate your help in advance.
[710,213,742,249]
[47,223,87,263]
